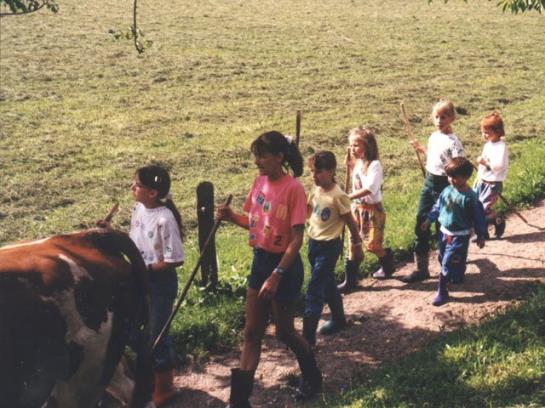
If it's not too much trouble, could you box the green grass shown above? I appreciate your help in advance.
[1,0,544,401]
[317,286,545,408]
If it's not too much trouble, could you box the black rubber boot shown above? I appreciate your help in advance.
[294,350,322,401]
[302,315,320,347]
[400,253,430,283]
[337,259,359,293]
[318,293,347,335]
[372,248,395,279]
[226,368,254,408]
[494,215,506,238]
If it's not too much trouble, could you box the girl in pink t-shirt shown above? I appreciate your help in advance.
[217,131,322,406]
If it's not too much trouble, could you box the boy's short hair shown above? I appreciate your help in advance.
[309,150,337,171]
[480,111,505,137]
[432,99,456,120]
[445,157,473,179]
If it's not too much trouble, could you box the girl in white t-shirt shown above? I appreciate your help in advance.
[129,164,184,407]
[473,112,509,238]
[338,127,395,293]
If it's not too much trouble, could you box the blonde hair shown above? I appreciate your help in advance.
[431,99,456,121]
[348,127,379,163]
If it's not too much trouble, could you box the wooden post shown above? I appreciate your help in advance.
[196,181,218,289]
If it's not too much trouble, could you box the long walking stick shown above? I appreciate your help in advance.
[153,194,233,351]
[96,202,119,228]
[340,148,351,258]
[400,102,426,178]
[295,110,302,147]
[471,163,528,224]
[103,202,119,223]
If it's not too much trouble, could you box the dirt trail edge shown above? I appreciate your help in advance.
[172,200,545,408]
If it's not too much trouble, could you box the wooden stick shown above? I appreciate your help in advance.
[471,163,528,224]
[295,110,302,147]
[153,194,233,351]
[103,202,119,223]
[400,102,426,177]
[340,148,351,258]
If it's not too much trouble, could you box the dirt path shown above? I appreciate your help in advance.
[170,200,545,407]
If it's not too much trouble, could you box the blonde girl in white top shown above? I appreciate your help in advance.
[338,127,395,293]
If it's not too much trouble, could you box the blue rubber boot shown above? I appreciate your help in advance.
[432,273,449,307]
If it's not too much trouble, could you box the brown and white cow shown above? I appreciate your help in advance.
[0,229,154,408]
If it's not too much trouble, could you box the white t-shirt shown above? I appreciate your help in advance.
[352,160,383,205]
[477,140,508,182]
[129,203,184,266]
[425,130,465,176]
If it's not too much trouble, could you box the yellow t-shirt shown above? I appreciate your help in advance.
[307,184,352,241]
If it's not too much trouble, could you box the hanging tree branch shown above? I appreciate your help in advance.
[0,0,58,17]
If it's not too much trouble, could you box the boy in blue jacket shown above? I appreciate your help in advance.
[422,157,487,306]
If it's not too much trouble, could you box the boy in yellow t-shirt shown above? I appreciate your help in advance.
[303,151,363,346]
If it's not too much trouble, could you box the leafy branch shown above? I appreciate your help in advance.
[428,0,545,13]
[0,0,58,16]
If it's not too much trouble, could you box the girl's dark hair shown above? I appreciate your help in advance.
[250,131,304,177]
[445,157,473,179]
[135,165,184,240]
[309,150,337,171]
[309,150,337,183]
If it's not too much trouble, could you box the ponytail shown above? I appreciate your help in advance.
[163,198,185,241]
[251,131,303,177]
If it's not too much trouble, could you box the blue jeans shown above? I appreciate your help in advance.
[415,173,449,255]
[305,238,342,318]
[248,248,304,302]
[149,268,178,370]
[437,232,470,283]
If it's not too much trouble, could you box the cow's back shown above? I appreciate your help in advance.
[0,229,152,408]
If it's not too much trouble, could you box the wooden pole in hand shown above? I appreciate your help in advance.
[295,110,302,147]
[153,194,233,351]
[471,162,528,224]
[400,102,426,178]
[340,148,351,258]
[103,202,119,223]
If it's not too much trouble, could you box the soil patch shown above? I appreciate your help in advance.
[170,200,545,407]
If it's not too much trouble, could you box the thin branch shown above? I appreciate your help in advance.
[0,0,47,17]
[132,0,144,54]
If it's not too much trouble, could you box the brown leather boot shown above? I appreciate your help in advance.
[153,368,177,407]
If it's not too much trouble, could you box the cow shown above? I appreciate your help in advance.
[0,229,154,408]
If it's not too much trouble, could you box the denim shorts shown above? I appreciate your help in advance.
[248,247,304,302]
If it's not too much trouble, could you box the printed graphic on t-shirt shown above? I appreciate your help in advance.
[355,174,363,190]
[321,207,331,222]
[263,202,271,213]
[263,225,271,237]
[276,203,287,220]
[256,192,265,205]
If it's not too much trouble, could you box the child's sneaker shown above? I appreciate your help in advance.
[494,216,506,238]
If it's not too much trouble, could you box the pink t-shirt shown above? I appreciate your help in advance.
[243,174,307,253]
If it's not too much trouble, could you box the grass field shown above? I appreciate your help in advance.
[1,0,544,403]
